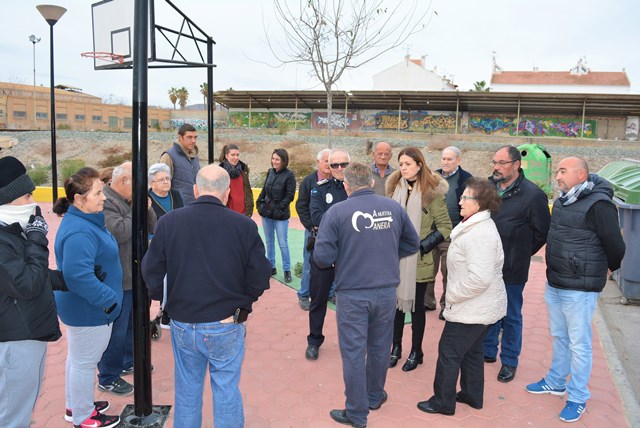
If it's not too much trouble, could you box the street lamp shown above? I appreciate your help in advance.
[29,35,41,129]
[36,4,66,203]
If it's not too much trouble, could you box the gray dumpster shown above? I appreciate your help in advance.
[598,160,640,300]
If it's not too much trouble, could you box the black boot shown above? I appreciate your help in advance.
[389,345,402,368]
[402,349,424,372]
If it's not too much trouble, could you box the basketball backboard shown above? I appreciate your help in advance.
[89,0,214,70]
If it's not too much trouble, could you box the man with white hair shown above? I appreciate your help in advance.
[98,161,157,396]
[295,148,332,310]
[371,141,394,196]
[142,164,271,427]
[425,146,472,319]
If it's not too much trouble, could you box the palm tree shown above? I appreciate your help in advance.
[168,87,178,109]
[472,81,490,92]
[200,82,208,106]
[177,87,189,110]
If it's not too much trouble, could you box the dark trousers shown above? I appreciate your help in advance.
[430,321,488,412]
[308,252,335,347]
[426,239,450,309]
[337,287,396,426]
[98,289,133,385]
[392,281,427,352]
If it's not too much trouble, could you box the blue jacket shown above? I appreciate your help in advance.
[54,206,123,326]
[313,189,420,291]
[310,178,348,227]
[142,195,271,323]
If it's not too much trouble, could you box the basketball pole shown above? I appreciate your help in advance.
[125,0,168,425]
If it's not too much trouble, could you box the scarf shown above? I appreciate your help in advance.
[559,179,594,206]
[0,203,37,230]
[391,178,422,313]
[220,160,243,179]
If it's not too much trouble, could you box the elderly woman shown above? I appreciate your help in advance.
[386,147,452,372]
[148,163,183,330]
[219,144,254,217]
[148,163,184,219]
[53,167,122,428]
[417,178,507,416]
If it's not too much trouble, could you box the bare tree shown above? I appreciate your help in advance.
[269,0,434,136]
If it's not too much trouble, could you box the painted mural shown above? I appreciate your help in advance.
[170,118,208,130]
[312,112,355,130]
[408,112,457,132]
[271,112,311,129]
[470,115,596,138]
[229,112,270,128]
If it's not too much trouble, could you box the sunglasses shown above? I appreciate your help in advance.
[330,162,350,169]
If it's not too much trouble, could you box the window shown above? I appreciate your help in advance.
[13,111,27,118]
[123,117,132,129]
[56,113,68,120]
[150,119,159,128]
[36,112,48,119]
[75,114,85,121]
[0,109,4,117]
[92,115,102,122]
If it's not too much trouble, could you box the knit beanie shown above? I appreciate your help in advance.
[0,157,36,205]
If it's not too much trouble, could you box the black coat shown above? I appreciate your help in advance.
[296,171,322,231]
[489,170,551,284]
[256,168,296,220]
[0,222,61,342]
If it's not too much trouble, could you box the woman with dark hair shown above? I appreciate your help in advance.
[417,178,506,416]
[219,144,254,217]
[256,148,296,283]
[52,167,122,428]
[386,147,452,372]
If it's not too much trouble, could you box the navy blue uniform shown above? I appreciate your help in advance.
[307,178,348,348]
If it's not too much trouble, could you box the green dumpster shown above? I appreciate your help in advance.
[598,159,640,300]
[518,143,552,197]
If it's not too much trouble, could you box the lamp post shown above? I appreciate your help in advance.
[36,4,66,203]
[29,35,41,129]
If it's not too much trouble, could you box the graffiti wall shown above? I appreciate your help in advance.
[312,112,358,130]
[228,111,311,129]
[170,118,208,130]
[469,114,596,138]
[361,110,457,132]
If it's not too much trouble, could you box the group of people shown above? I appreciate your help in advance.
[0,122,626,427]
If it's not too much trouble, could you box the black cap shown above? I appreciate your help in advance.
[0,156,36,205]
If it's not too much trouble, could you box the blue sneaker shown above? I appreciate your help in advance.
[525,378,566,395]
[559,401,586,423]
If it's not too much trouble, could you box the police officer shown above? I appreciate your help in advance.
[305,149,350,360]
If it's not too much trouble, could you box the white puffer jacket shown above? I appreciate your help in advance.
[444,210,507,325]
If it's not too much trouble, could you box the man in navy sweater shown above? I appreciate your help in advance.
[142,164,271,428]
[314,162,420,428]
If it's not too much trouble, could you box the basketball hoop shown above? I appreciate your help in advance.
[81,51,125,64]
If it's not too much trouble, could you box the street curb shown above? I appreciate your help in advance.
[594,300,640,427]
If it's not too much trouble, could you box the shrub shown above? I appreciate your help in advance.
[277,121,291,135]
[98,151,132,168]
[58,124,72,130]
[28,165,50,186]
[58,159,86,184]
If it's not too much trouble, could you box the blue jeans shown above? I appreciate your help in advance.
[544,283,598,403]
[336,287,396,427]
[0,340,47,428]
[171,320,245,428]
[262,217,291,271]
[98,289,133,385]
[483,283,524,367]
[299,229,311,298]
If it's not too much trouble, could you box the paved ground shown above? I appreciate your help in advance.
[29,204,639,427]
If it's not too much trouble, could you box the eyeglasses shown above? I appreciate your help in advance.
[330,162,350,169]
[490,160,517,167]
[460,195,477,201]
[153,177,171,183]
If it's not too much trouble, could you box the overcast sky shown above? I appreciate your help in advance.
[2,0,638,108]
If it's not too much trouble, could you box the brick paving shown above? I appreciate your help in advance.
[30,204,629,427]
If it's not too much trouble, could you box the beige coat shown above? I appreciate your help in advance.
[444,210,507,324]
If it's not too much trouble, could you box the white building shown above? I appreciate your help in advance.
[490,58,631,94]
[373,55,457,91]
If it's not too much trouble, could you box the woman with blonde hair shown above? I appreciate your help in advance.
[386,147,452,372]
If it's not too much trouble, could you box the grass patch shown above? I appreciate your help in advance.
[28,165,50,186]
[59,159,86,184]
